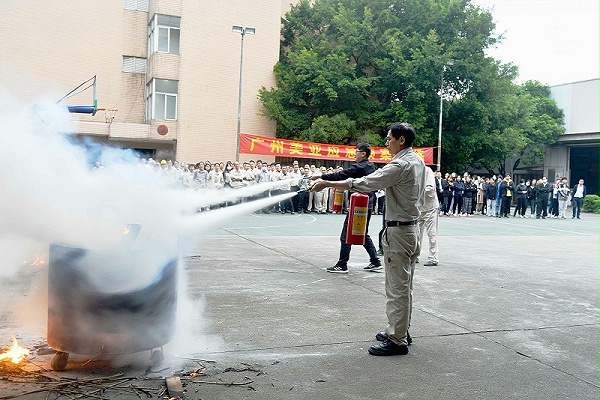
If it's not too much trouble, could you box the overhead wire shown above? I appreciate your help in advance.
[56,75,96,104]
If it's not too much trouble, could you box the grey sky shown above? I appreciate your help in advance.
[473,0,599,85]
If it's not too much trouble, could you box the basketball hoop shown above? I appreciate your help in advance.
[96,108,118,124]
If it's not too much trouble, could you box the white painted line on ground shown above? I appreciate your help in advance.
[529,293,547,299]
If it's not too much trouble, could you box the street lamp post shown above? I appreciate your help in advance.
[437,61,453,173]
[232,25,256,162]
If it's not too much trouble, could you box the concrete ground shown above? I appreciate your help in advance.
[0,211,598,399]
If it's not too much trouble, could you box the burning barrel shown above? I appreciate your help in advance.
[47,234,178,371]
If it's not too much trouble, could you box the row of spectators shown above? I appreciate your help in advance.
[136,157,374,213]
[435,172,586,219]
[120,158,586,219]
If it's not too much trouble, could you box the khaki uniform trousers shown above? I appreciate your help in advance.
[418,207,439,263]
[382,224,420,346]
[314,190,327,213]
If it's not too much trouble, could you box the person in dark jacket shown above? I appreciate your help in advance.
[549,181,560,218]
[535,177,552,219]
[462,177,477,216]
[435,171,444,214]
[526,179,537,217]
[513,179,528,217]
[441,176,454,215]
[485,178,497,216]
[499,175,515,217]
[494,176,504,217]
[312,143,380,273]
[452,176,465,215]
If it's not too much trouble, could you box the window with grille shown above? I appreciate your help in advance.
[148,14,181,55]
[122,56,147,74]
[146,79,178,121]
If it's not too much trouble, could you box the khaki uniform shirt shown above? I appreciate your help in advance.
[421,167,438,211]
[346,147,426,222]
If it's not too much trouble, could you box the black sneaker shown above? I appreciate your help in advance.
[368,340,409,356]
[375,331,412,345]
[364,263,382,271]
[326,265,348,274]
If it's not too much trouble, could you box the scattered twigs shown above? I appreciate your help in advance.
[0,369,163,399]
[193,378,255,387]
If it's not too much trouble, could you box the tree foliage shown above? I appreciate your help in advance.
[259,0,564,173]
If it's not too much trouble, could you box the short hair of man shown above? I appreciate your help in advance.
[388,122,416,147]
[356,142,371,158]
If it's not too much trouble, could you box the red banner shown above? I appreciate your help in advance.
[239,133,434,165]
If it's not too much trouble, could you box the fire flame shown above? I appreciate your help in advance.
[30,255,47,266]
[0,337,30,364]
[23,254,47,267]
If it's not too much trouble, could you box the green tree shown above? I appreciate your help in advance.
[259,0,564,173]
[517,80,565,164]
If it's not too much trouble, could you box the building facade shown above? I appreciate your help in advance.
[1,0,297,164]
[547,79,599,194]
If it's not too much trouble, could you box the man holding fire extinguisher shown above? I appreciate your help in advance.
[311,143,381,274]
[311,122,426,356]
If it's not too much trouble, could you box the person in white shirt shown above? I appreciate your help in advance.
[287,164,302,213]
[192,161,208,190]
[208,163,224,190]
[242,162,255,187]
[313,166,329,214]
[270,163,286,213]
[228,161,245,189]
[571,179,586,219]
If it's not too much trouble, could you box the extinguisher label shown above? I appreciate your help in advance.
[351,206,368,235]
[334,192,344,205]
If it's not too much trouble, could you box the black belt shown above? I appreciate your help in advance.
[386,220,417,227]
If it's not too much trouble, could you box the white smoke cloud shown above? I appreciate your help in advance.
[0,91,294,363]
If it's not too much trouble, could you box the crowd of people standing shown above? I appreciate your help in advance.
[436,172,587,220]
[135,157,378,214]
[130,158,588,220]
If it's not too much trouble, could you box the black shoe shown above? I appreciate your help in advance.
[375,331,412,345]
[368,340,409,356]
[364,262,382,271]
[326,264,348,274]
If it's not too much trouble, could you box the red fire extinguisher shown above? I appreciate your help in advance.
[332,188,345,213]
[346,192,369,245]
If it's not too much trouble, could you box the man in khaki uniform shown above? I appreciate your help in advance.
[419,167,439,266]
[311,122,426,356]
